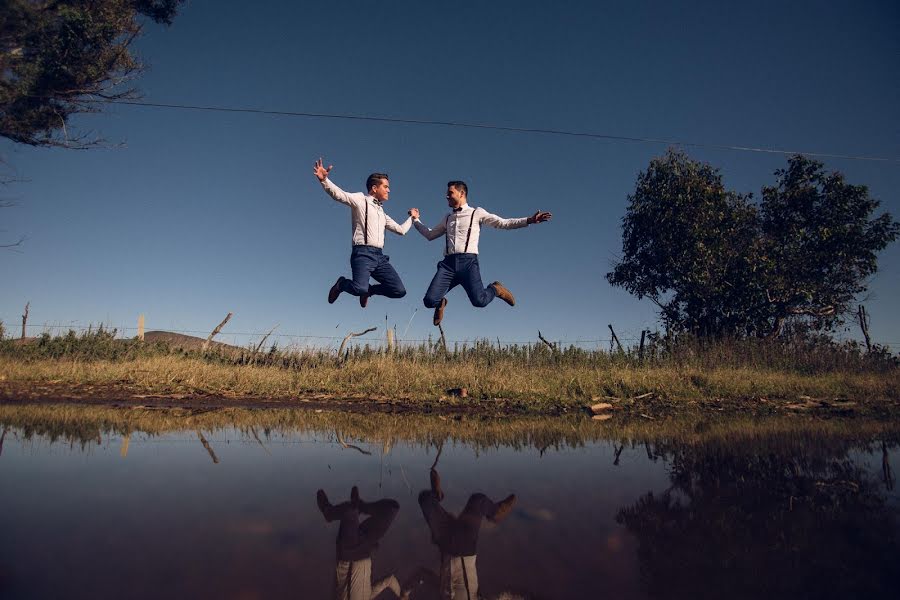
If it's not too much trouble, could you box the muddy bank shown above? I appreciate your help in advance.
[2,380,899,421]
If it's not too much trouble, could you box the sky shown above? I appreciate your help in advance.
[2,0,899,350]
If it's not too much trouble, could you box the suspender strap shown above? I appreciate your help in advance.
[445,214,452,255]
[364,201,369,245]
[463,207,478,254]
[461,556,472,600]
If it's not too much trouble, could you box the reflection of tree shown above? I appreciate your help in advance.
[617,439,900,599]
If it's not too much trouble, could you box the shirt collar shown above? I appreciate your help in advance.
[367,195,383,207]
[452,202,469,213]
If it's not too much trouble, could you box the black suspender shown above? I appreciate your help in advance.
[447,207,479,254]
[364,201,369,246]
[464,207,478,253]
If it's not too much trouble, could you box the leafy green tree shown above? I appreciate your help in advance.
[758,155,900,336]
[607,150,899,337]
[606,150,761,336]
[0,0,183,148]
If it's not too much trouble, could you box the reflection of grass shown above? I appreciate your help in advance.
[1,404,898,451]
[2,354,899,408]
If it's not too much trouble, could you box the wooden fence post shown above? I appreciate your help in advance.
[608,324,624,353]
[21,302,29,339]
[202,312,232,351]
[137,314,145,341]
[857,305,872,352]
[639,330,646,363]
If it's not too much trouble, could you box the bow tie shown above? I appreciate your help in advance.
[372,198,383,207]
[453,207,464,212]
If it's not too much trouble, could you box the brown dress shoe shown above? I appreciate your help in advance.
[359,294,369,308]
[433,298,447,326]
[490,494,517,523]
[328,277,343,304]
[491,281,515,306]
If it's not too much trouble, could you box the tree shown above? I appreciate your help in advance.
[758,155,900,337]
[607,150,899,337]
[0,0,183,148]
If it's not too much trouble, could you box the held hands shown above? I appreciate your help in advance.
[527,210,552,225]
[408,207,420,220]
[313,157,333,182]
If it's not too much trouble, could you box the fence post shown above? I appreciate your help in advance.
[21,302,29,339]
[137,314,145,341]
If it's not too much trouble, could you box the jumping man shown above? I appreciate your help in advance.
[410,181,551,325]
[314,158,412,307]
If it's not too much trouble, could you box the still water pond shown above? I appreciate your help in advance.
[0,406,898,599]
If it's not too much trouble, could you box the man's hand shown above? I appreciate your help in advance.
[527,210,552,224]
[408,208,420,219]
[313,157,333,182]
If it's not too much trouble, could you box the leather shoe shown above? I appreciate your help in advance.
[433,298,447,326]
[359,294,369,308]
[491,281,515,306]
[328,277,343,304]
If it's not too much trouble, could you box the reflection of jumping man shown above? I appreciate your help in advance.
[314,158,413,308]
[317,486,402,599]
[414,468,517,600]
[409,181,551,325]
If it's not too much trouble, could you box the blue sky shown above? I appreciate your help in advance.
[2,0,899,349]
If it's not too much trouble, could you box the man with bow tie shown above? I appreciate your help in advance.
[313,158,413,307]
[410,180,551,325]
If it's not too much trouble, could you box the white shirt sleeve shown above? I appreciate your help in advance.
[385,214,413,235]
[320,177,360,207]
[479,209,528,230]
[414,216,448,241]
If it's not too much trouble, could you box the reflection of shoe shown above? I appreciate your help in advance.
[351,485,360,507]
[433,298,447,326]
[491,282,515,306]
[429,469,445,501]
[490,494,516,523]
[359,294,369,308]
[317,489,333,520]
[328,278,343,304]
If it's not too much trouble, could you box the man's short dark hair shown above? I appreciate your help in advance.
[366,173,389,192]
[447,180,468,196]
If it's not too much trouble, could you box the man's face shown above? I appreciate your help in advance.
[446,186,465,208]
[371,179,390,202]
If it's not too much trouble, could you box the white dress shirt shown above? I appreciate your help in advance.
[320,178,412,248]
[413,203,528,255]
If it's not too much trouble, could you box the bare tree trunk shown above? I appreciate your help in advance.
[196,431,219,464]
[638,330,646,363]
[202,312,233,351]
[437,323,448,354]
[253,324,279,355]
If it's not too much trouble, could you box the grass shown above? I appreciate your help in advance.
[0,327,898,411]
[2,403,898,451]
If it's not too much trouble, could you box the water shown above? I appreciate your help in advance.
[0,406,898,599]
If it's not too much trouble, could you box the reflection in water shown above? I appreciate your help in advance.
[0,405,899,599]
[616,437,900,599]
[406,468,518,600]
[317,486,401,599]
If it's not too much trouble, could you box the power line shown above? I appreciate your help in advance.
[94,99,900,164]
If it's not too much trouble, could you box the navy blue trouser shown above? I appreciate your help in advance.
[339,245,406,298]
[418,490,499,557]
[423,253,496,309]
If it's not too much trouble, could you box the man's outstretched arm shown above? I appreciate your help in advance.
[481,209,552,230]
[411,208,447,241]
[313,157,356,206]
[385,213,413,235]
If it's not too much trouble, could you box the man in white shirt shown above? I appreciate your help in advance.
[410,180,551,325]
[317,486,402,600]
[410,468,517,600]
[314,158,413,308]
